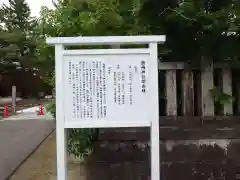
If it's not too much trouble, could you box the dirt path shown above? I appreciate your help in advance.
[9,132,86,180]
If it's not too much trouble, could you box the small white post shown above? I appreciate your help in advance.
[12,85,16,114]
[149,43,160,180]
[55,44,67,180]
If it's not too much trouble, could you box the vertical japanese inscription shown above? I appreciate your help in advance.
[128,65,133,105]
[69,60,107,119]
[141,60,147,93]
[72,63,76,118]
[113,64,127,105]
[67,57,148,120]
[75,62,79,118]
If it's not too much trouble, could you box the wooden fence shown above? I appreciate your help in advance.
[88,48,240,180]
[110,45,240,118]
[89,61,240,180]
[158,61,240,117]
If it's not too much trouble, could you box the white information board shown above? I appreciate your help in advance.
[47,36,165,180]
[64,54,155,123]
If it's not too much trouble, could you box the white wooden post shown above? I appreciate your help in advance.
[222,69,233,115]
[55,44,68,179]
[150,43,160,180]
[12,85,16,114]
[201,63,214,116]
[165,70,177,116]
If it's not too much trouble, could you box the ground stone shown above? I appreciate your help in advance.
[9,132,86,180]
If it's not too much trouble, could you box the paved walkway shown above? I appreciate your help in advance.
[0,112,55,180]
[9,132,86,180]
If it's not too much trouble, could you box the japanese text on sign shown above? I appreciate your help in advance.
[63,54,152,122]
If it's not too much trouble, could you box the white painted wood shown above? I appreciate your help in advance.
[47,35,165,180]
[201,64,214,116]
[47,35,166,45]
[12,85,16,114]
[181,71,194,115]
[222,69,233,115]
[166,70,177,116]
[149,43,160,180]
[65,121,150,128]
[55,44,67,180]
[63,48,150,55]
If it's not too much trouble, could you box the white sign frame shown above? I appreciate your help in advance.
[47,35,166,180]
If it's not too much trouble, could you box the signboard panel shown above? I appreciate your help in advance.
[47,35,166,180]
[63,53,155,123]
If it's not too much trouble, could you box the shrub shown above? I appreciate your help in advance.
[47,101,99,159]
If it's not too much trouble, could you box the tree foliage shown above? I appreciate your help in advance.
[36,0,149,71]
[39,0,152,159]
[140,0,240,63]
[38,0,240,69]
[38,0,240,158]
[35,0,152,89]
[0,0,37,73]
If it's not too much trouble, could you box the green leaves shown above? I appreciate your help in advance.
[35,0,150,76]
[36,0,151,159]
[141,0,240,63]
[0,0,38,73]
[36,0,240,159]
[46,101,97,159]
[67,128,97,158]
[1,0,32,31]
[210,86,235,105]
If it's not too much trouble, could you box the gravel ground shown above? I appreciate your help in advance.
[9,132,86,180]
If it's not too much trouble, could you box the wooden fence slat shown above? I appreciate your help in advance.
[158,61,240,70]
[222,69,233,115]
[195,71,202,116]
[166,70,177,116]
[182,70,194,116]
[201,64,214,116]
[238,83,240,114]
[158,62,185,70]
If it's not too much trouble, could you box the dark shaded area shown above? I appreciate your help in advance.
[0,70,52,98]
[86,118,240,180]
[86,139,240,180]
